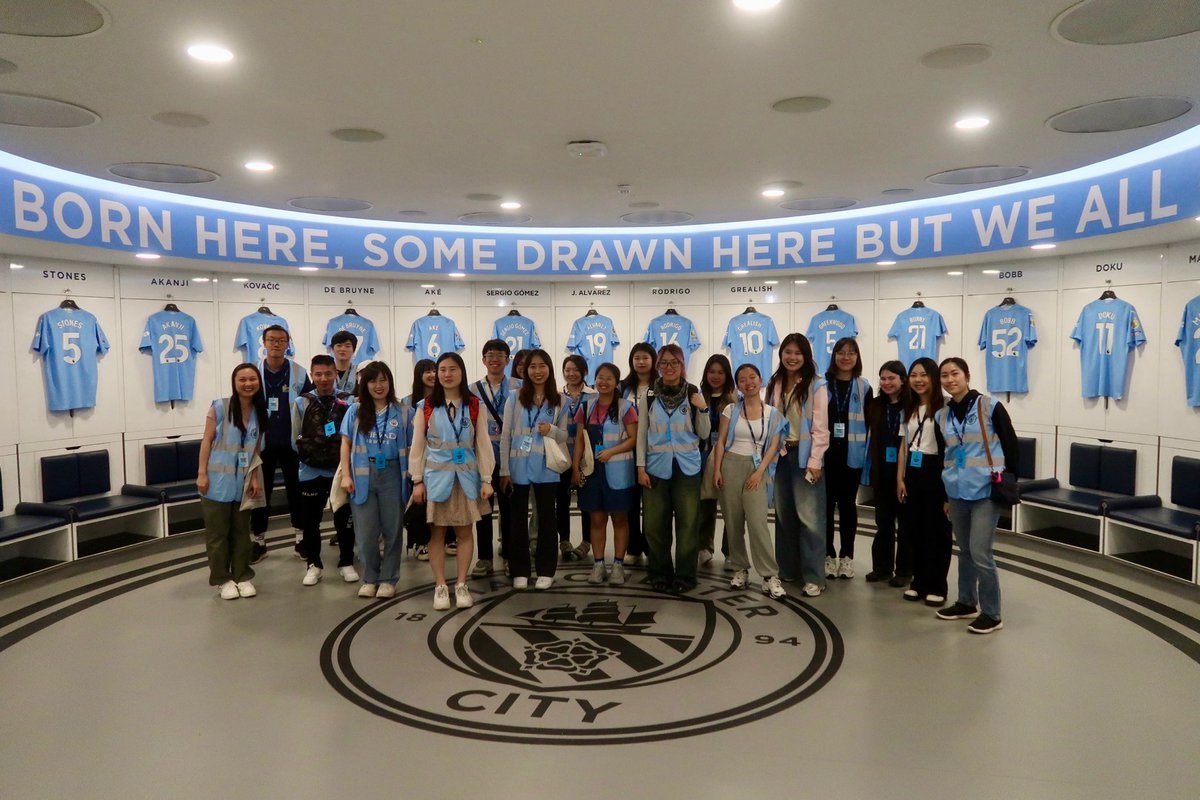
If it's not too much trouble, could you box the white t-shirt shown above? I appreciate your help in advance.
[722,405,769,457]
[904,403,939,456]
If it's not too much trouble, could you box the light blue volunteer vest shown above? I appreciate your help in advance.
[257,358,309,403]
[505,400,567,485]
[584,397,636,490]
[342,401,408,506]
[773,379,825,467]
[470,377,521,459]
[724,400,787,479]
[561,388,591,458]
[643,390,703,479]
[202,398,261,503]
[936,395,1006,502]
[421,400,483,503]
[825,377,870,468]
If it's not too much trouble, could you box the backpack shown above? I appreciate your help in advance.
[423,395,481,435]
[296,393,347,469]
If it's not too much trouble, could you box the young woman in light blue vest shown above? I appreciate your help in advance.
[713,363,786,598]
[822,337,873,580]
[410,352,495,610]
[698,354,737,566]
[636,342,711,593]
[766,333,830,597]
[933,357,1020,634]
[571,362,638,585]
[500,349,570,590]
[620,342,658,565]
[401,359,436,561]
[339,361,408,600]
[197,363,267,600]
[559,354,594,561]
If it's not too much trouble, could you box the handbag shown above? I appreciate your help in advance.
[239,453,267,512]
[977,397,1019,507]
[580,427,595,477]
[543,435,572,474]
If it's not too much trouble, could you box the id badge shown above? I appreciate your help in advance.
[955,450,966,469]
[267,397,279,413]
[885,446,898,463]
[237,451,250,468]
[519,435,533,453]
[568,423,578,438]
[752,452,763,469]
[373,453,387,470]
[594,445,604,458]
[324,421,336,436]
[452,447,467,465]
[833,422,846,439]
[909,450,924,468]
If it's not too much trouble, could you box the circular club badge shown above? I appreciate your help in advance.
[323,570,842,745]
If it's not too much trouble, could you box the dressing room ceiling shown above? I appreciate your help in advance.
[0,0,1198,229]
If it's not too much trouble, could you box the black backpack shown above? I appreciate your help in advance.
[296,393,348,469]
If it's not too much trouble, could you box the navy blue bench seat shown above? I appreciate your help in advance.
[144,440,202,503]
[0,513,66,545]
[1020,443,1137,513]
[13,451,160,522]
[1105,457,1200,542]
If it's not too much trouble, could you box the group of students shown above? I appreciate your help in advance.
[197,325,1017,634]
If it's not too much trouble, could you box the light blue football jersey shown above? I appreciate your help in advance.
[888,306,947,368]
[32,306,111,412]
[235,312,294,362]
[1175,295,1200,407]
[140,310,204,403]
[644,314,702,369]
[566,314,619,382]
[324,313,381,365]
[977,304,1037,394]
[1070,297,1146,400]
[722,312,779,379]
[805,309,858,374]
[491,315,542,376]
[406,314,465,362]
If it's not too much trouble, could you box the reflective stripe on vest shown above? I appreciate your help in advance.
[507,401,564,485]
[936,395,1005,501]
[724,401,785,478]
[346,401,408,506]
[645,395,702,479]
[587,398,635,490]
[203,398,260,503]
[424,402,481,503]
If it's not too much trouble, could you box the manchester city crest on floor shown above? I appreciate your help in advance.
[322,569,843,744]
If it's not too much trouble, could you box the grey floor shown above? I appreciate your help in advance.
[1,519,1198,800]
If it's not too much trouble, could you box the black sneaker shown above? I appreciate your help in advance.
[888,574,912,588]
[250,543,268,565]
[936,602,979,620]
[865,571,892,583]
[968,615,1003,634]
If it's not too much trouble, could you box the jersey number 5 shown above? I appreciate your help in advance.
[61,332,81,364]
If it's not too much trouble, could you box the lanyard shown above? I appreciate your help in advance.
[526,400,546,432]
[742,400,766,454]
[885,402,902,437]
[335,369,354,394]
[908,407,930,449]
[566,390,585,420]
[945,398,975,448]
[831,380,852,420]
[263,362,289,398]
[588,398,613,427]
[486,378,508,410]
[372,406,392,453]
[447,402,469,443]
[316,393,337,424]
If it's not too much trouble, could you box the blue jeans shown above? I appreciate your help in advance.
[354,463,403,585]
[774,449,827,586]
[948,497,1002,618]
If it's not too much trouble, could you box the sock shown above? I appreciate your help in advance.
[613,557,624,566]
[594,558,604,565]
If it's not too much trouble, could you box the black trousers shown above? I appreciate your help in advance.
[509,482,557,579]
[871,465,912,577]
[902,456,952,597]
[825,460,862,558]
[474,463,507,561]
[627,484,647,557]
[298,476,353,569]
[556,469,592,544]
[251,446,302,534]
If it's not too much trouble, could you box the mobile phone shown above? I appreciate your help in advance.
[804,471,816,485]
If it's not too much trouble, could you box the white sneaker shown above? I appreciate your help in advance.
[801,582,823,597]
[339,566,360,583]
[824,557,837,579]
[358,583,377,598]
[433,584,451,610]
[764,576,786,599]
[837,557,854,579]
[698,549,713,567]
[219,580,239,600]
[609,562,626,585]
[445,541,457,556]
[302,566,322,586]
[588,562,607,584]
[455,583,474,608]
[513,577,528,590]
[534,576,554,590]
[730,569,748,590]
[236,581,257,598]
[415,545,430,561]
[472,559,493,577]
[376,583,396,598]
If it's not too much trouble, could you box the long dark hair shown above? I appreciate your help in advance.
[766,333,817,414]
[702,353,737,413]
[228,363,268,434]
[907,357,944,420]
[428,352,469,409]
[592,362,623,422]
[517,349,562,409]
[511,349,531,380]
[355,360,398,435]
[871,359,915,420]
[620,342,658,395]
[825,337,863,381]
[410,358,435,405]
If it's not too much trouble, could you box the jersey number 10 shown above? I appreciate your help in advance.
[738,330,764,355]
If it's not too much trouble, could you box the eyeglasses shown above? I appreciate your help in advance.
[264,337,289,345]
[657,359,681,368]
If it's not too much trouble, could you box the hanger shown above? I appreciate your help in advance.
[999,295,1016,306]
[665,308,678,315]
[258,305,273,314]
[507,309,521,316]
[911,299,925,308]
[426,308,441,316]
[164,303,181,312]
[1099,288,1117,300]
[585,308,599,316]
[826,303,839,311]
[59,298,79,310]
[743,306,757,314]
[344,307,359,315]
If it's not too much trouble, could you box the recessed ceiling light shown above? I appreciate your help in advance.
[982,269,1000,274]
[947,271,964,276]
[590,273,606,280]
[232,277,248,283]
[448,272,467,278]
[191,277,210,282]
[1194,216,1200,222]
[9,262,24,270]
[877,260,897,266]
[245,161,274,172]
[187,44,234,63]
[764,280,779,285]
[135,253,161,260]
[731,269,750,276]
[1030,243,1057,250]
[500,201,522,210]
[761,188,785,198]
[733,0,782,11]
[793,279,808,284]
[298,266,320,272]
[954,116,990,130]
[566,140,608,158]
[420,284,436,289]
[594,285,608,289]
